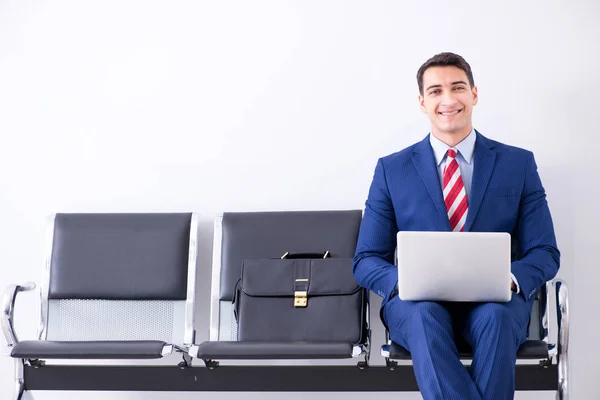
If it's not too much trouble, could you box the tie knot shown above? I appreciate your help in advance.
[447,148,457,159]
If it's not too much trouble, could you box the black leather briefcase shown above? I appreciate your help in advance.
[233,252,366,343]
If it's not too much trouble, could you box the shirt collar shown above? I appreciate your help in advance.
[429,128,476,166]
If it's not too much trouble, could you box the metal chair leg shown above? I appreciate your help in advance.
[555,280,569,400]
[13,358,25,400]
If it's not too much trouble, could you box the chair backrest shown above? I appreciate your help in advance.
[209,210,363,341]
[39,213,198,347]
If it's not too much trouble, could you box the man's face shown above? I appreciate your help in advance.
[419,66,478,138]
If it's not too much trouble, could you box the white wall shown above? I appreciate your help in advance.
[1,0,598,398]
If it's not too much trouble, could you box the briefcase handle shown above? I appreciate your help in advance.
[280,251,330,259]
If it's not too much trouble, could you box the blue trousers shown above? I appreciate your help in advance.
[384,293,531,400]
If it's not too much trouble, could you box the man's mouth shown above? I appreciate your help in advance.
[438,109,463,116]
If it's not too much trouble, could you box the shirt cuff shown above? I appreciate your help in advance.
[511,273,520,294]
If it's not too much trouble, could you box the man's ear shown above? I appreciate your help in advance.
[472,86,478,106]
[418,95,427,114]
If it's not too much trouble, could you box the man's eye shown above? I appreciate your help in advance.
[454,86,465,91]
[429,90,440,95]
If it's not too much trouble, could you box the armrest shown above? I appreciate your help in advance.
[554,279,569,394]
[2,282,36,346]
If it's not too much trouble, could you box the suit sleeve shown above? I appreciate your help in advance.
[353,158,399,300]
[511,152,560,300]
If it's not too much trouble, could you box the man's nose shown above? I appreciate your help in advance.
[440,91,458,107]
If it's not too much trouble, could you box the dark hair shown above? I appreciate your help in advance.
[417,52,475,95]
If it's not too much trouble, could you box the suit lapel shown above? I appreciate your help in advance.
[464,132,496,231]
[411,135,450,230]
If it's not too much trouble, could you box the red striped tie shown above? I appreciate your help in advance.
[443,149,468,232]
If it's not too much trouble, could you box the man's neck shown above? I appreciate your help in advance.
[431,127,472,147]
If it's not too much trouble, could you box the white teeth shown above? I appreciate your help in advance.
[439,110,461,116]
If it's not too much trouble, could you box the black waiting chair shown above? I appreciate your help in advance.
[189,210,371,368]
[2,213,199,400]
[380,279,569,399]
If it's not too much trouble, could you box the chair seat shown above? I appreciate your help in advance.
[384,340,550,360]
[11,340,168,359]
[195,341,353,360]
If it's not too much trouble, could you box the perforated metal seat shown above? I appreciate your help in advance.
[11,340,172,359]
[379,280,569,398]
[189,210,371,367]
[381,339,551,360]
[2,213,199,400]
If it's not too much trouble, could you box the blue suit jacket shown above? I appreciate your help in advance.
[353,131,560,309]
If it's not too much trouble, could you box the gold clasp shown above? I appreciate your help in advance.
[294,290,307,307]
[294,278,308,307]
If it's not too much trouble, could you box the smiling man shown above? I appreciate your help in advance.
[353,53,559,399]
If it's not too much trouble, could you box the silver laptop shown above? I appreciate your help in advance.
[396,231,511,302]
